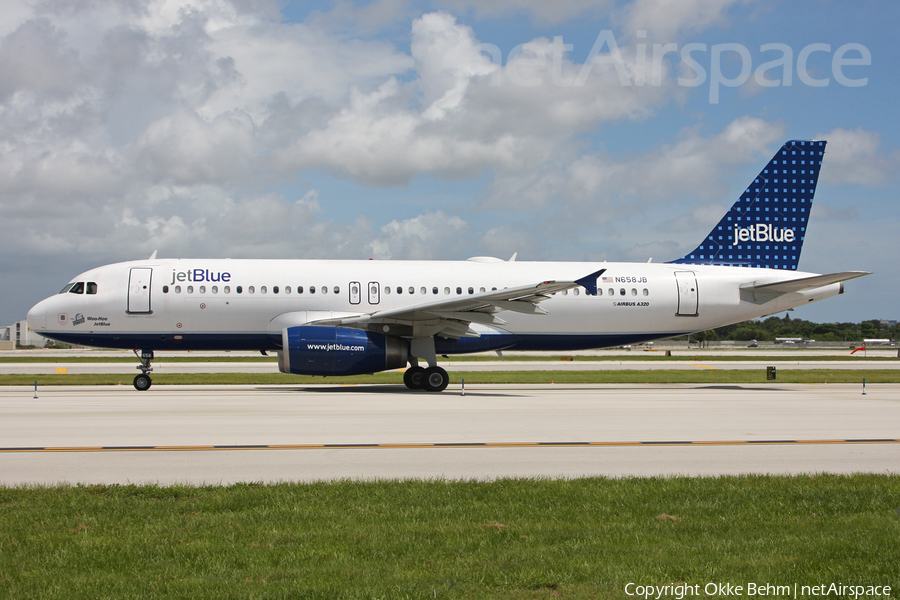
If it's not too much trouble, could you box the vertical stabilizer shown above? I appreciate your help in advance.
[669,140,826,270]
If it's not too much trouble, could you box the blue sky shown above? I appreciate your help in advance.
[1,0,897,325]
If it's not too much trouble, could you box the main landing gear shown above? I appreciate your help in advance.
[133,349,153,390]
[403,365,449,392]
[403,337,449,392]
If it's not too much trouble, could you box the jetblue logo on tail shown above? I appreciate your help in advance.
[732,224,795,245]
[670,139,826,270]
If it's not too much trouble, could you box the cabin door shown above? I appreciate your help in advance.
[127,268,153,314]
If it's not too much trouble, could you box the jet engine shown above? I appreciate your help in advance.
[278,326,408,376]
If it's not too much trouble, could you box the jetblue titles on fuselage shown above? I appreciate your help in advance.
[170,269,232,284]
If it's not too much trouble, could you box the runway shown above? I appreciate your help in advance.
[2,360,898,375]
[1,383,898,485]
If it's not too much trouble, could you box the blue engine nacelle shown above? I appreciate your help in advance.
[278,326,408,376]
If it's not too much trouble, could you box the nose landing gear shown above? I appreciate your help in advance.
[133,349,154,390]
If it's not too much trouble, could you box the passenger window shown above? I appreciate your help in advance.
[224,286,230,294]
[456,287,462,294]
[385,287,391,295]
[69,282,84,294]
[248,286,255,294]
[187,286,194,294]
[212,286,218,294]
[608,288,614,296]
[310,286,316,294]
[574,288,580,296]
[479,287,485,293]
[273,286,279,294]
[396,287,402,294]
[175,285,181,293]
[409,287,414,295]
[468,287,474,294]
[163,286,169,294]
[562,290,568,296]
[643,289,649,296]
[236,286,242,294]
[285,286,291,294]
[334,286,340,294]
[199,286,206,294]
[260,286,267,294]
[86,282,98,294]
[433,287,438,295]
[619,288,626,296]
[298,286,303,294]
[321,286,327,294]
[631,288,637,296]
[444,287,450,295]
[598,289,603,296]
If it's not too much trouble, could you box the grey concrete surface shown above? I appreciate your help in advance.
[1,360,898,375]
[1,383,898,485]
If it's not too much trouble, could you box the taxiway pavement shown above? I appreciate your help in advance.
[1,383,898,485]
[2,360,899,375]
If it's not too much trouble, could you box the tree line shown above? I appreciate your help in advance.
[686,316,897,343]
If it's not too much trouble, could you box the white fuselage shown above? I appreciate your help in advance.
[27,258,841,352]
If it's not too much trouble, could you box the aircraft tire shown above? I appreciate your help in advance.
[423,366,449,392]
[403,366,426,389]
[133,374,152,391]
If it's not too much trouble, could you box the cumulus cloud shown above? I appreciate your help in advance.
[369,211,468,259]
[436,0,612,24]
[0,0,894,325]
[817,127,900,186]
[485,116,784,216]
[621,0,747,41]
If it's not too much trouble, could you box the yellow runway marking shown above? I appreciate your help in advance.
[689,364,720,370]
[2,439,899,453]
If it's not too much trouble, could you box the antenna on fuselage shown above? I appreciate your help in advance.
[148,250,158,260]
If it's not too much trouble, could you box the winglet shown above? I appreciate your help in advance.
[575,268,606,296]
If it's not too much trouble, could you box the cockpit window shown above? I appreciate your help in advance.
[59,283,76,294]
[69,282,85,294]
[86,282,98,294]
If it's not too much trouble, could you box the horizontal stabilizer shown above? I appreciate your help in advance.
[740,271,870,304]
[742,271,870,293]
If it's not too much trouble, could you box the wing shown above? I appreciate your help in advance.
[739,271,870,304]
[310,268,606,339]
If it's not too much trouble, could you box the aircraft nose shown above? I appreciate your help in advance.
[26,298,49,331]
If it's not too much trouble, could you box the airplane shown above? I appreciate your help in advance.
[26,139,869,391]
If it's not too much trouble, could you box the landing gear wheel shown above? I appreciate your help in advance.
[133,374,152,391]
[404,366,426,390]
[423,366,449,392]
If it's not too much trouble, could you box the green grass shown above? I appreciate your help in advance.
[1,476,898,598]
[0,369,896,386]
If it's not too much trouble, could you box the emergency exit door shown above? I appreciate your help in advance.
[674,271,698,317]
[127,268,153,314]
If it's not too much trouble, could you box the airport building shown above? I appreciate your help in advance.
[0,321,51,349]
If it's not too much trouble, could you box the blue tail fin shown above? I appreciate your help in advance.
[669,139,826,270]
